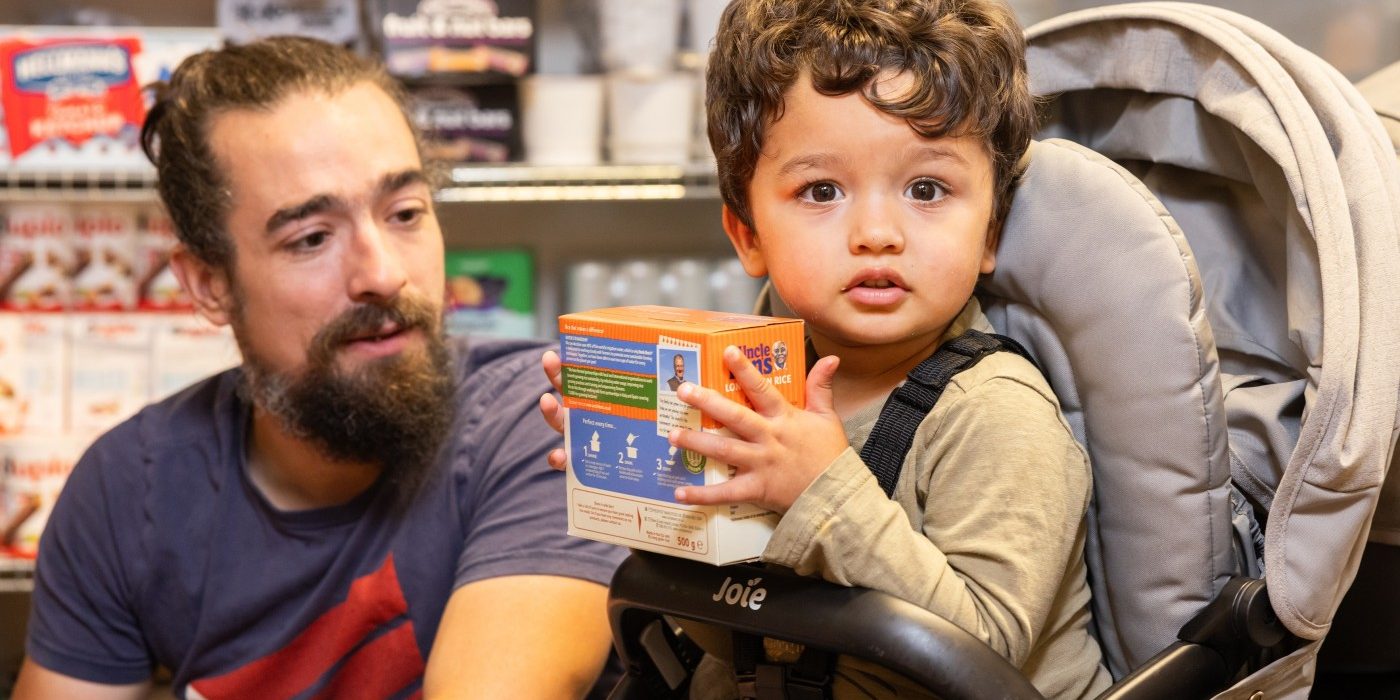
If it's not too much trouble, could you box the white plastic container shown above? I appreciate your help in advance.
[521,74,606,166]
[687,0,730,53]
[598,0,683,77]
[607,72,696,165]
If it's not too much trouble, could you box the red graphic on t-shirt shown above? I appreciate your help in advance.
[187,554,425,700]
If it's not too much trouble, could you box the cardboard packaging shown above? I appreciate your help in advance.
[558,305,804,565]
[444,248,534,338]
[0,435,79,558]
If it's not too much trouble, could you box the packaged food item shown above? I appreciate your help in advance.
[0,435,78,558]
[135,204,191,311]
[409,84,518,163]
[67,313,151,434]
[72,203,139,311]
[0,202,73,311]
[0,314,68,436]
[373,0,535,82]
[558,305,804,564]
[444,248,534,338]
[149,314,240,401]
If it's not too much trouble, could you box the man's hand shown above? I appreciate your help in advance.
[670,345,846,513]
[537,350,567,470]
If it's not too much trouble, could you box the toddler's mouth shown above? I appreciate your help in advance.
[842,269,908,292]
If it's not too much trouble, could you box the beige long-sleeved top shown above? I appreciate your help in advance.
[691,301,1112,699]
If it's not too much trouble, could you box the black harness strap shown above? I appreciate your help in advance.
[858,330,1038,497]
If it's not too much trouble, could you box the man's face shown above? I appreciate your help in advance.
[201,81,452,481]
[674,355,685,380]
[208,81,446,378]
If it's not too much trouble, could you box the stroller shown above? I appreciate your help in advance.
[603,3,1400,699]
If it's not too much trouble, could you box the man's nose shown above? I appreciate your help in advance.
[347,221,408,302]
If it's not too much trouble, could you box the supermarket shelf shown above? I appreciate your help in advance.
[0,168,160,203]
[0,162,722,203]
[0,557,34,594]
[440,162,722,202]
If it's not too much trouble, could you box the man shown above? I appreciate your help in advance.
[15,37,623,699]
[667,354,686,392]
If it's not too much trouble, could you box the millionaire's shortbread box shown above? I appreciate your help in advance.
[559,305,804,565]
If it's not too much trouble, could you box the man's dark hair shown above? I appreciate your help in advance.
[707,0,1036,230]
[140,36,418,272]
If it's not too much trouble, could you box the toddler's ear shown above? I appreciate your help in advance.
[721,205,769,278]
[980,221,1001,275]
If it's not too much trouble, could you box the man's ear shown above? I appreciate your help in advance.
[169,246,235,327]
[721,205,768,278]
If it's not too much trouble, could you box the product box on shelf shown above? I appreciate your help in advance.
[373,0,535,82]
[150,315,240,401]
[217,0,362,46]
[0,314,68,436]
[0,435,80,558]
[444,248,534,338]
[410,84,519,163]
[558,305,804,565]
[0,202,74,311]
[67,313,151,435]
[0,27,221,172]
[136,204,192,311]
[72,203,140,311]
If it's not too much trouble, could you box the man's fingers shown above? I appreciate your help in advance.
[541,350,564,393]
[538,393,565,435]
[546,447,567,471]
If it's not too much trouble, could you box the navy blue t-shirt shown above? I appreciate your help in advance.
[26,337,624,698]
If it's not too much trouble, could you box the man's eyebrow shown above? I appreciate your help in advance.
[263,169,429,235]
[375,168,430,199]
[265,193,343,235]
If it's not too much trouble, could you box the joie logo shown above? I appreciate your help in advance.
[711,576,767,610]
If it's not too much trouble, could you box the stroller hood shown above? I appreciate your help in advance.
[1026,0,1400,693]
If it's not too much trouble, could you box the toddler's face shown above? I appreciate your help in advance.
[726,72,997,358]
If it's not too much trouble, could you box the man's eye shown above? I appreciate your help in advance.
[392,207,424,225]
[291,231,330,250]
[801,182,842,203]
[906,179,946,202]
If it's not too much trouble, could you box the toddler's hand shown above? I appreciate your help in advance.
[538,350,567,470]
[670,346,845,513]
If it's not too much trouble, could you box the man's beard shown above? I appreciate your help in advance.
[236,293,455,502]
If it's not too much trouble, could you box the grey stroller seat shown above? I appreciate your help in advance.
[605,4,1400,699]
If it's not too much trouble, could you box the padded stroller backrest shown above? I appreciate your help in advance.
[978,139,1232,676]
[1025,4,1400,661]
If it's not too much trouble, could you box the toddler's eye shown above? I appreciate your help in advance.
[906,179,946,202]
[801,182,843,203]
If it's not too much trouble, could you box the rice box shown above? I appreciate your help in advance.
[558,305,804,565]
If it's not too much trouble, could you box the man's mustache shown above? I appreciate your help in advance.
[308,294,440,361]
